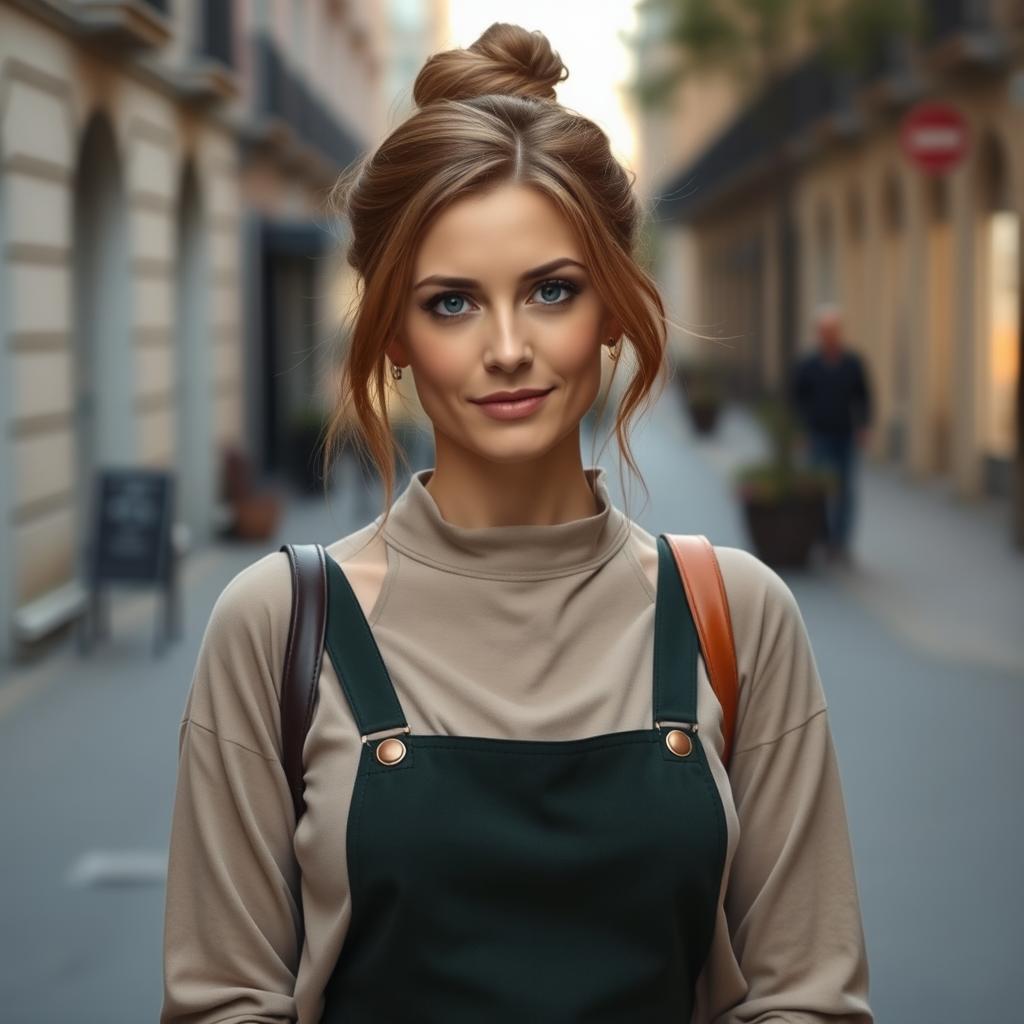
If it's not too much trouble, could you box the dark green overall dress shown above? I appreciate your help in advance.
[318,534,727,1022]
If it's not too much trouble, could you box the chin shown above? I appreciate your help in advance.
[471,440,561,465]
[462,426,568,463]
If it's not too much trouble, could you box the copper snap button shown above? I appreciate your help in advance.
[376,737,407,766]
[665,729,692,758]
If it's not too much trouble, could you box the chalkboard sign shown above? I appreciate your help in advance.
[83,468,181,656]
[90,469,175,585]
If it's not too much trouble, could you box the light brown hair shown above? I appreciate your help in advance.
[324,22,669,537]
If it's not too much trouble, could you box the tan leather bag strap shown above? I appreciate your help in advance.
[664,534,739,768]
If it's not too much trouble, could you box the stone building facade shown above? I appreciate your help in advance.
[636,0,1024,545]
[0,0,445,662]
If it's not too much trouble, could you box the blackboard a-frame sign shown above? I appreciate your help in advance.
[84,468,181,656]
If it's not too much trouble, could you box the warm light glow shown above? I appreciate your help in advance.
[443,1,639,169]
[986,211,1020,458]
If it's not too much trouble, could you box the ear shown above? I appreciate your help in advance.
[602,314,624,344]
[386,339,409,366]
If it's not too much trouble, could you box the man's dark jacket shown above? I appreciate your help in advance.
[790,348,872,437]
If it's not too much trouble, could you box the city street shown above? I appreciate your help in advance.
[1,389,1022,1023]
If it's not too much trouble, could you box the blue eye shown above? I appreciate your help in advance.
[533,279,578,305]
[422,278,580,321]
[437,294,470,317]
[422,292,472,319]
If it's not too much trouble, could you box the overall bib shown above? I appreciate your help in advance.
[318,534,728,1022]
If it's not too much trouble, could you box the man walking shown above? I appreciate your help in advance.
[790,305,873,564]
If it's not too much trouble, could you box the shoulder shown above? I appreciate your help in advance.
[182,549,295,743]
[625,529,800,629]
[712,544,802,634]
[712,544,811,682]
[207,547,293,659]
[183,519,385,742]
[712,545,828,751]
[622,533,825,744]
[205,516,388,673]
[623,530,796,611]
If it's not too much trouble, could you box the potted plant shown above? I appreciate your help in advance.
[287,404,328,495]
[677,358,724,435]
[219,444,283,541]
[734,396,834,568]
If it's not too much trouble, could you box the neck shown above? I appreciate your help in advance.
[380,463,629,581]
[425,430,598,528]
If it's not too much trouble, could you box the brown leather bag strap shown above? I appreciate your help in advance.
[664,534,739,768]
[279,542,328,822]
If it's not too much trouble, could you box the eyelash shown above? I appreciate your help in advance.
[421,278,581,322]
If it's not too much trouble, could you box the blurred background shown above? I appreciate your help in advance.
[0,1,1022,1021]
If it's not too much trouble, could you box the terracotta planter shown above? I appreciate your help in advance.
[219,445,284,541]
[234,493,283,541]
[687,398,721,435]
[739,489,827,568]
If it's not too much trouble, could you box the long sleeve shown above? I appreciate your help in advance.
[850,355,872,431]
[160,553,302,1024]
[711,548,872,1023]
[789,356,812,433]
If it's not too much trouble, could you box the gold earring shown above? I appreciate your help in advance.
[390,361,403,380]
[608,337,622,361]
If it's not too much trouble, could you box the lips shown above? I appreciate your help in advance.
[473,387,555,404]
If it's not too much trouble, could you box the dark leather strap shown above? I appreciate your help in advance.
[279,543,328,822]
[664,534,739,767]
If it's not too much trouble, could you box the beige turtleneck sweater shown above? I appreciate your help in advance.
[160,466,872,1023]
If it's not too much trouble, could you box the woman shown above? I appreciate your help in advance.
[160,23,872,1024]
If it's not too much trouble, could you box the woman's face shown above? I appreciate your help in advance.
[388,183,621,466]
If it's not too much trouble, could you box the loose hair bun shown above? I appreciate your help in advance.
[327,19,665,536]
[413,22,568,107]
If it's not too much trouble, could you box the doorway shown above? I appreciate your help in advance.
[174,162,215,547]
[72,115,134,569]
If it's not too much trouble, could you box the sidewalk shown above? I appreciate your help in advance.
[0,452,408,719]
[703,402,1024,677]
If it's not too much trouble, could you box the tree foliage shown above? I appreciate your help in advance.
[629,0,922,112]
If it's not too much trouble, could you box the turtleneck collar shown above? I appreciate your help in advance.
[380,466,631,581]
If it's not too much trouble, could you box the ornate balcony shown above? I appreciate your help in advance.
[175,0,237,104]
[250,34,361,173]
[70,0,171,49]
[923,0,1007,71]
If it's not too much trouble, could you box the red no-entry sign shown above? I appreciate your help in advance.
[900,102,970,175]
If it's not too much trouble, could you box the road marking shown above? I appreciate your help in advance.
[66,849,168,887]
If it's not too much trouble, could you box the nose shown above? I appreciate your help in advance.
[484,314,532,372]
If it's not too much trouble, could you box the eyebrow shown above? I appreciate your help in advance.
[413,257,587,291]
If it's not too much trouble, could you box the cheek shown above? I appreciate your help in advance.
[542,316,603,378]
[418,345,468,387]
[405,323,471,389]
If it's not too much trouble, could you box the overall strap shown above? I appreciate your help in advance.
[279,543,328,822]
[323,554,409,739]
[653,535,701,730]
[662,534,739,767]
